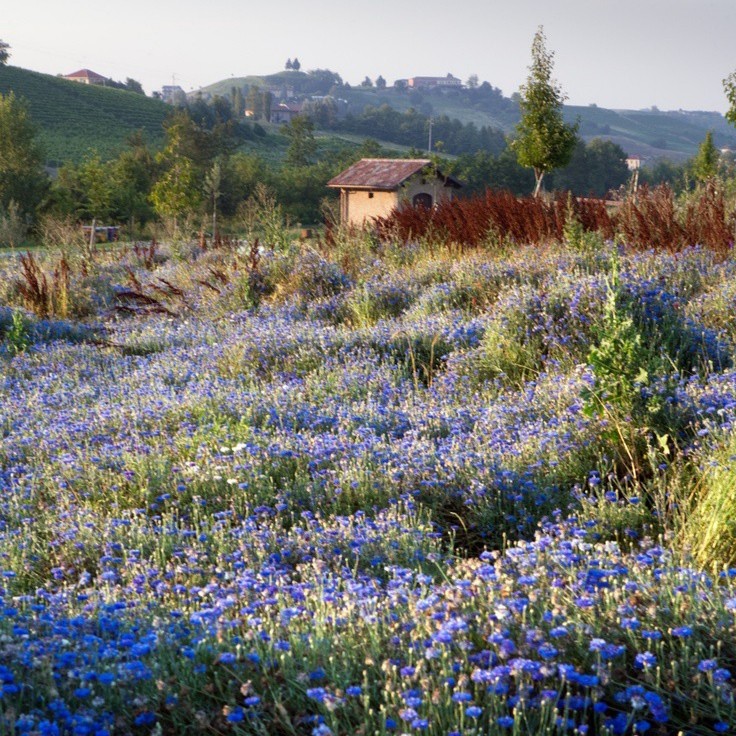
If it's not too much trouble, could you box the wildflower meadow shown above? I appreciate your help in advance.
[1,199,736,735]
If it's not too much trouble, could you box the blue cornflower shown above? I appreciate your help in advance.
[134,713,156,727]
[226,708,244,723]
[714,668,731,683]
[307,688,327,702]
[671,626,693,637]
[452,692,472,703]
[346,686,362,697]
[538,643,558,660]
[697,658,717,672]
[466,706,482,718]
[641,630,662,640]
[634,651,657,669]
[497,716,514,728]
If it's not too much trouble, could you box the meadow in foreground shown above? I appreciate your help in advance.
[1,228,736,735]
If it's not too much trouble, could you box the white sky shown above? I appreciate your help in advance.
[4,0,735,112]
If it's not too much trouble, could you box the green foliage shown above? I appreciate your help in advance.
[333,104,506,157]
[724,69,736,128]
[3,309,29,355]
[0,40,9,65]
[514,27,579,196]
[149,112,206,230]
[584,266,649,425]
[284,114,316,167]
[0,92,49,219]
[690,130,719,182]
[236,183,291,249]
[149,155,199,233]
[639,158,687,192]
[551,138,629,196]
[108,132,156,225]
[451,147,534,196]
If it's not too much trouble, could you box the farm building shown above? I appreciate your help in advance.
[62,69,108,85]
[269,102,303,123]
[407,74,463,90]
[327,158,462,226]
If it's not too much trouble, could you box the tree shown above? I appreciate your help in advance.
[284,115,316,167]
[551,138,628,197]
[361,76,373,88]
[691,130,719,182]
[77,154,114,222]
[110,131,156,226]
[204,160,222,237]
[0,92,48,219]
[375,75,386,90]
[125,78,145,95]
[306,69,343,94]
[724,71,736,127]
[301,97,338,127]
[246,86,272,122]
[466,74,479,89]
[285,58,293,70]
[514,26,578,197]
[292,57,301,71]
[149,113,202,233]
[0,40,9,66]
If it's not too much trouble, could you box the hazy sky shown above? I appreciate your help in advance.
[4,0,735,112]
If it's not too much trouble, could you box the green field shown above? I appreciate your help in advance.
[0,65,169,165]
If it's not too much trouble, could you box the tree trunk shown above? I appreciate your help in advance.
[533,170,544,198]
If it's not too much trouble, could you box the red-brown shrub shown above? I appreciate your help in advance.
[372,185,734,254]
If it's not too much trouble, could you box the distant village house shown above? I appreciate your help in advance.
[62,69,108,85]
[328,158,462,227]
[269,102,303,124]
[407,74,462,90]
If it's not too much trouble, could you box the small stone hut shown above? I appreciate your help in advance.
[327,158,461,226]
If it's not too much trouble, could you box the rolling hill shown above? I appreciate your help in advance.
[201,72,736,163]
[0,65,169,165]
[3,61,736,170]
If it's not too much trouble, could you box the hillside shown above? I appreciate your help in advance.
[0,65,169,165]
[200,72,736,162]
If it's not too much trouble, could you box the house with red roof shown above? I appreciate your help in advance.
[328,158,461,226]
[62,69,108,86]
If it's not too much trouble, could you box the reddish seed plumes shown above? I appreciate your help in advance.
[375,185,733,254]
[375,190,613,249]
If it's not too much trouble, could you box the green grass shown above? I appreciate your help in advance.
[0,65,169,164]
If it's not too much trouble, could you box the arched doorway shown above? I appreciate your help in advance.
[413,192,433,209]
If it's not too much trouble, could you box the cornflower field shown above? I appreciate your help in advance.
[2,220,736,735]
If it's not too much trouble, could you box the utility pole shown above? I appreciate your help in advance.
[427,118,433,154]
